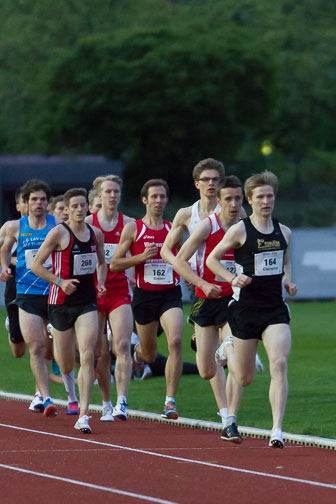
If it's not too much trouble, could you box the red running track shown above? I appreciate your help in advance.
[0,399,335,504]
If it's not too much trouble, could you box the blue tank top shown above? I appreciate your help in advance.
[16,214,56,295]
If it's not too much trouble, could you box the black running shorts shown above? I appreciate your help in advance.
[48,302,98,331]
[228,300,290,340]
[5,275,24,344]
[132,286,182,325]
[15,294,49,320]
[188,296,230,328]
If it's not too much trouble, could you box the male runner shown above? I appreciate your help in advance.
[86,175,133,421]
[172,176,244,432]
[207,170,297,448]
[31,187,106,434]
[50,195,68,221]
[110,179,183,419]
[1,179,59,416]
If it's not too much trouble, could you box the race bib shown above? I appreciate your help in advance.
[215,259,236,282]
[254,250,283,276]
[25,249,52,270]
[73,253,97,275]
[104,243,118,264]
[144,262,173,285]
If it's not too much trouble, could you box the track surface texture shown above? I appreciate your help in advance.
[0,399,335,504]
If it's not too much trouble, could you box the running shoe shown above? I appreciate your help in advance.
[269,428,284,448]
[74,415,92,434]
[221,423,243,444]
[161,401,179,420]
[113,401,128,421]
[141,364,152,380]
[132,352,145,380]
[100,405,114,422]
[51,358,61,376]
[66,400,79,415]
[255,353,265,372]
[190,334,197,352]
[215,335,233,366]
[28,393,44,413]
[5,316,9,332]
[43,397,57,417]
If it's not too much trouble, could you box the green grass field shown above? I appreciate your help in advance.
[0,302,335,439]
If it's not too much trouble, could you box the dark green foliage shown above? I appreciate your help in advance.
[0,0,335,223]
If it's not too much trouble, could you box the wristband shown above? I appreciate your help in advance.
[57,278,62,286]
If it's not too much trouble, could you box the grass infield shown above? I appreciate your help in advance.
[0,301,335,440]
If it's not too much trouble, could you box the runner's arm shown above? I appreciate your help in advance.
[206,221,251,288]
[173,220,221,297]
[161,208,188,265]
[110,222,157,271]
[281,225,297,296]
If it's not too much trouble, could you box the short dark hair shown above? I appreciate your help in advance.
[192,158,225,181]
[217,175,243,198]
[14,185,25,204]
[140,179,170,199]
[50,195,64,211]
[21,179,51,203]
[63,188,88,207]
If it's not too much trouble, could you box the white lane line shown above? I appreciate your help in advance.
[0,464,178,504]
[1,423,335,490]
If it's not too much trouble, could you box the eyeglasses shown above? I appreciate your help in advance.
[198,177,220,183]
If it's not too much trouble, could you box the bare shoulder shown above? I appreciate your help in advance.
[85,214,94,224]
[172,206,192,228]
[4,219,20,236]
[279,223,292,243]
[91,225,104,241]
[123,214,135,225]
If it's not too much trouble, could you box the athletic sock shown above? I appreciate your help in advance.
[103,400,113,409]
[117,395,127,405]
[224,414,237,429]
[61,369,77,403]
[219,408,228,424]
[165,396,175,405]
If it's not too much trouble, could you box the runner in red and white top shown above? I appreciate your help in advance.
[86,175,134,422]
[31,187,106,434]
[110,179,183,420]
[172,176,245,442]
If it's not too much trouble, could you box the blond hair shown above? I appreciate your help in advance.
[244,170,278,200]
[92,174,123,193]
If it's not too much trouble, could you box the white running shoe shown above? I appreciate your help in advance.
[5,316,9,332]
[141,364,152,380]
[100,405,114,422]
[215,336,233,366]
[255,353,265,372]
[113,401,128,421]
[269,428,284,448]
[28,393,44,413]
[74,415,92,434]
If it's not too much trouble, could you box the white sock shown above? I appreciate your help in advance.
[61,369,77,403]
[117,395,127,405]
[165,396,175,405]
[219,408,228,424]
[103,400,113,409]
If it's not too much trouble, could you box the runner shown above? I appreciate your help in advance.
[172,176,244,432]
[207,170,297,447]
[86,175,133,422]
[0,179,59,416]
[31,187,107,434]
[110,179,183,419]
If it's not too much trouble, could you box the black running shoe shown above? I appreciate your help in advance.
[221,423,243,444]
[190,334,197,352]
